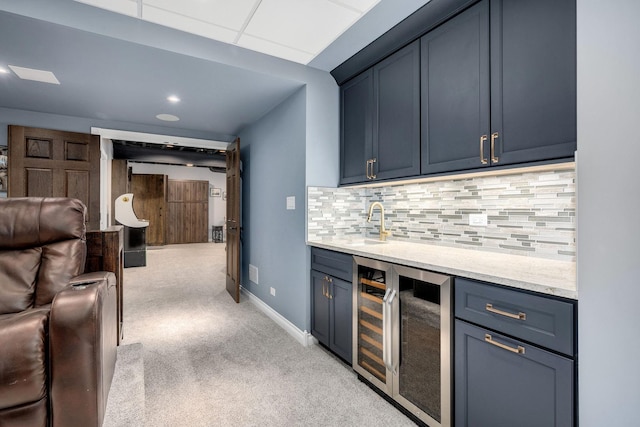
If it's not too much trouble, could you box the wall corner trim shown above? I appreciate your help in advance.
[241,286,314,347]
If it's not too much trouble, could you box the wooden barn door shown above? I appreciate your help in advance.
[8,125,100,230]
[167,179,209,244]
[130,174,167,246]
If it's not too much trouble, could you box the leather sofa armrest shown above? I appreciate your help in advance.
[68,271,116,290]
[49,271,117,427]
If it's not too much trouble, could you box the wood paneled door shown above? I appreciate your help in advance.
[167,179,209,244]
[226,138,241,303]
[130,174,167,246]
[8,125,100,230]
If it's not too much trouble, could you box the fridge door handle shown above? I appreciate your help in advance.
[387,289,397,374]
[382,288,391,370]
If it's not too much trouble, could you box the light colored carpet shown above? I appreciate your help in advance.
[103,343,144,427]
[110,242,415,426]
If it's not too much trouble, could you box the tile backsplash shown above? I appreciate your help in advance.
[308,167,576,261]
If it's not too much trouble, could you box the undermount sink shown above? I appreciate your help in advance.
[346,239,388,247]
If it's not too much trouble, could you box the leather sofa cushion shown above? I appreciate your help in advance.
[35,240,85,307]
[0,308,49,410]
[0,198,85,251]
[0,248,41,315]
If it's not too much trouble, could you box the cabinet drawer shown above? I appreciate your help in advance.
[455,278,575,356]
[311,247,353,282]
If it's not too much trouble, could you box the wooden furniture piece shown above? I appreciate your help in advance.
[86,226,124,345]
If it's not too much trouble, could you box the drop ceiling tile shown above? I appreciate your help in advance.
[143,0,259,31]
[74,0,138,17]
[244,0,360,55]
[329,0,380,13]
[237,34,315,64]
[143,6,238,43]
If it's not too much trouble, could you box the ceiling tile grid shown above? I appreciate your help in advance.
[74,0,380,64]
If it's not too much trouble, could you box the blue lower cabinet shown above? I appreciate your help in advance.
[454,319,574,427]
[311,269,352,363]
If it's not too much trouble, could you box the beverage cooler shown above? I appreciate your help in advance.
[353,256,452,426]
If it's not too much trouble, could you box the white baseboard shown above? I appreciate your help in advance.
[241,286,315,347]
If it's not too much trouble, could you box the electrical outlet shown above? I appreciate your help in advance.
[249,264,259,284]
[469,213,488,226]
[270,287,276,296]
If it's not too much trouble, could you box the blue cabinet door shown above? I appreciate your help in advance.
[455,320,574,427]
[329,277,353,363]
[340,70,373,185]
[372,40,421,181]
[490,0,577,165]
[311,270,330,347]
[421,0,490,174]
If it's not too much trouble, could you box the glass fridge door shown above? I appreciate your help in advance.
[392,265,452,427]
[353,257,392,394]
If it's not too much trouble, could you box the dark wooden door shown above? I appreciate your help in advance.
[110,159,129,227]
[455,320,574,427]
[490,0,577,165]
[167,179,208,244]
[226,138,241,303]
[8,125,100,229]
[311,270,330,347]
[130,174,167,246]
[340,69,373,185]
[373,39,421,181]
[421,1,490,174]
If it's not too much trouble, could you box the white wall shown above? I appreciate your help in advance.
[577,0,640,425]
[130,163,226,239]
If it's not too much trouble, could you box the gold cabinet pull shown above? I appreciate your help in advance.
[485,334,525,354]
[485,303,526,320]
[490,132,499,163]
[366,159,372,179]
[370,158,377,179]
[480,135,488,164]
[322,277,328,298]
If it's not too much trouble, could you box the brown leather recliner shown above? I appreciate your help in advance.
[0,197,117,427]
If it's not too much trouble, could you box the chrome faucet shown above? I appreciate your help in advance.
[367,202,391,241]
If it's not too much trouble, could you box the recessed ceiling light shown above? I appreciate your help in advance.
[0,67,9,74]
[167,95,181,103]
[185,163,194,167]
[8,65,60,84]
[156,113,180,122]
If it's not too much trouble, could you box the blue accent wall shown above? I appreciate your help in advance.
[239,88,308,330]
[577,1,640,425]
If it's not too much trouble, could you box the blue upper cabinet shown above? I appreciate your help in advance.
[422,0,576,174]
[490,0,577,166]
[340,70,373,185]
[421,0,491,174]
[340,41,420,185]
[338,0,576,184]
[372,40,421,181]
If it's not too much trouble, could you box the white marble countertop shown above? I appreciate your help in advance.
[308,238,577,300]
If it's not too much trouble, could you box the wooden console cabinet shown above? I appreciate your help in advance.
[86,226,124,345]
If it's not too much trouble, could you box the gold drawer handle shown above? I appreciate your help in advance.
[490,132,499,163]
[485,303,526,320]
[480,135,488,164]
[485,334,525,355]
